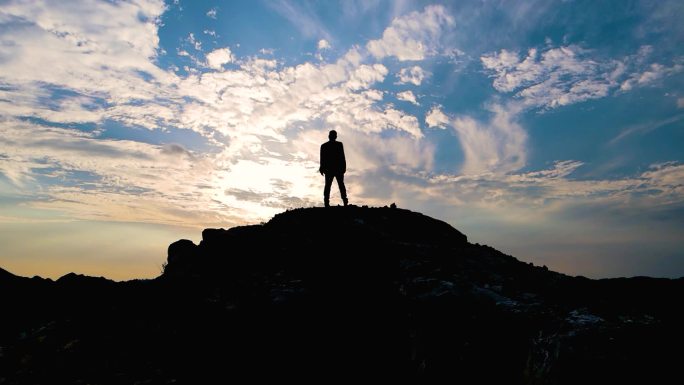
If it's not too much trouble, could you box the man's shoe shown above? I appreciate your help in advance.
[343,198,348,206]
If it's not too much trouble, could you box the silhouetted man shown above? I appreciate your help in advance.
[319,130,348,207]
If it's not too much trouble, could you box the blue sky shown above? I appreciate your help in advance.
[1,0,683,280]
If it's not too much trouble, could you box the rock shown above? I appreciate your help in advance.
[566,308,604,326]
[0,206,683,383]
[167,239,197,265]
[165,239,198,276]
[201,228,226,244]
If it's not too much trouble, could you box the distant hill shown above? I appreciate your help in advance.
[1,206,683,384]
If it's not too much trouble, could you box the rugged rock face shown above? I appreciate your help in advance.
[1,206,683,384]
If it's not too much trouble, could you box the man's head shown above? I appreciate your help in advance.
[328,130,337,141]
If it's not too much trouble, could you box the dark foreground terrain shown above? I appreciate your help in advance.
[1,206,683,384]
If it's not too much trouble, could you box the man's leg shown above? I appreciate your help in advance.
[324,174,334,207]
[336,173,348,206]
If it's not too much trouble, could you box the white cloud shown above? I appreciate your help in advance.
[366,5,454,61]
[205,47,234,69]
[346,63,388,90]
[0,119,319,227]
[294,128,435,177]
[397,66,427,85]
[318,39,331,50]
[397,90,419,105]
[0,0,169,84]
[0,0,180,124]
[620,62,684,91]
[480,49,523,84]
[481,45,684,109]
[481,46,608,108]
[206,8,217,19]
[169,46,422,144]
[0,0,438,229]
[425,106,449,128]
[451,104,527,175]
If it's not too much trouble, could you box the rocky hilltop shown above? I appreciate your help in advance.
[1,206,683,384]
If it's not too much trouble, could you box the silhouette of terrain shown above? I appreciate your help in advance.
[1,206,683,384]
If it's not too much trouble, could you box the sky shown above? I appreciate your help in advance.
[0,0,683,281]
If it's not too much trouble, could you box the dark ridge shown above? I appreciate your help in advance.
[0,266,15,279]
[1,206,682,384]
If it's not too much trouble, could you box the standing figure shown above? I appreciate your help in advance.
[319,130,348,207]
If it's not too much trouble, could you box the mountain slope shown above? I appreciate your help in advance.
[1,206,682,384]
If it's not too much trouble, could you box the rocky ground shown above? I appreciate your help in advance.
[1,206,683,384]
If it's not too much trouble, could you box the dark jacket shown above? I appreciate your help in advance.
[320,140,346,175]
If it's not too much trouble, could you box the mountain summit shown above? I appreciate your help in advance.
[1,206,682,384]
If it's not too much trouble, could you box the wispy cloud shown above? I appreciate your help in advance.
[609,114,684,145]
[450,103,527,175]
[426,102,529,176]
[391,160,684,219]
[620,62,684,91]
[481,46,609,108]
[481,44,683,109]
[266,0,331,40]
[187,32,202,51]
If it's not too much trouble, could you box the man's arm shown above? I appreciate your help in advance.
[319,144,324,175]
[341,143,346,174]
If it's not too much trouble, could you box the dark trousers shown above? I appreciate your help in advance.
[324,173,347,204]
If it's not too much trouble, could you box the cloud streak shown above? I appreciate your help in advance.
[266,0,331,40]
[609,114,684,145]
